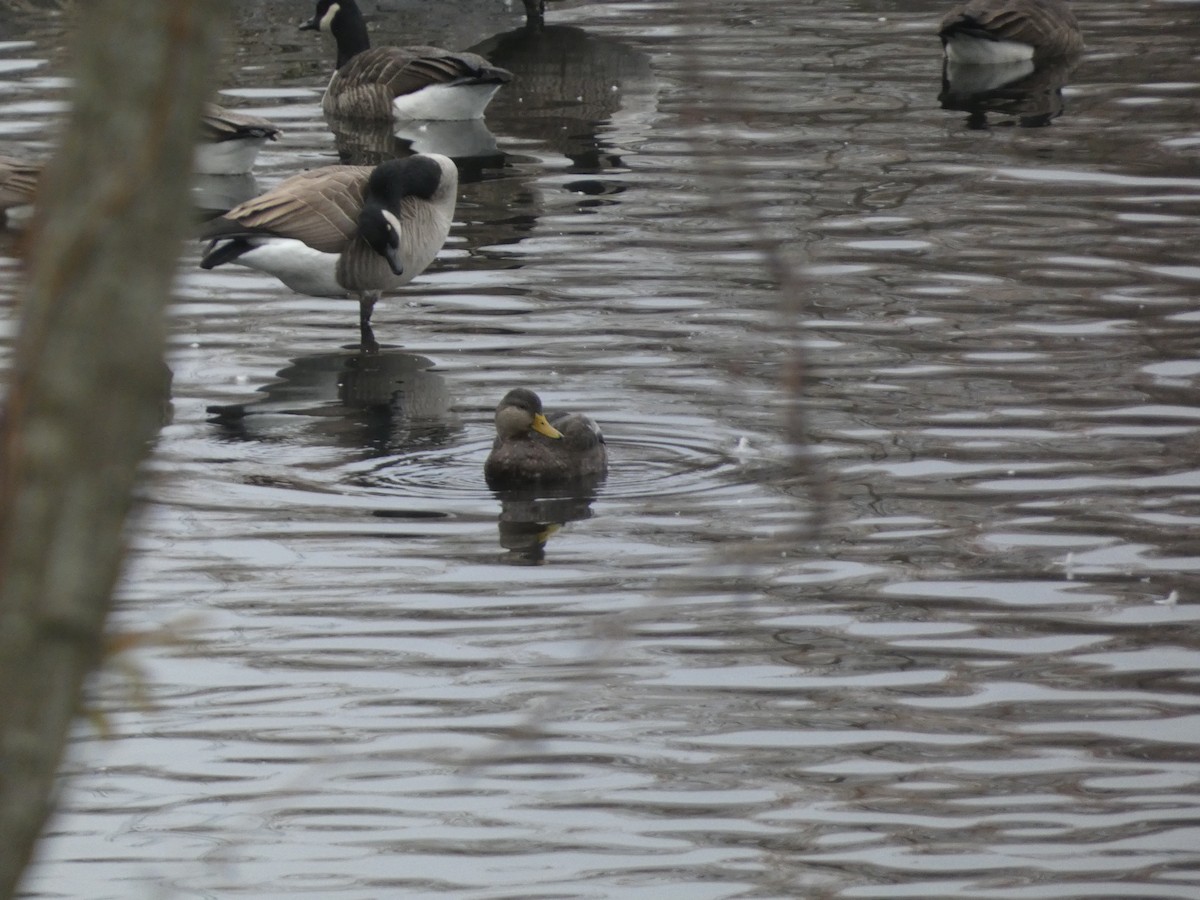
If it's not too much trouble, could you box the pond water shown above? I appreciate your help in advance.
[4,0,1200,897]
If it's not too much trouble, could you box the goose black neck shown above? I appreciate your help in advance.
[333,2,371,69]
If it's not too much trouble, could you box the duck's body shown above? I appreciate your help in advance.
[0,155,40,222]
[194,103,282,175]
[485,388,608,488]
[939,0,1082,64]
[301,0,511,121]
[199,153,457,343]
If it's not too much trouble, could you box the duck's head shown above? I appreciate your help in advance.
[495,389,563,440]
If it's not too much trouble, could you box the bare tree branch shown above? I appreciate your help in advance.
[0,2,230,895]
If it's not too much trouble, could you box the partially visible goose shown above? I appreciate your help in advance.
[485,388,608,488]
[300,0,512,121]
[199,153,457,345]
[195,103,282,175]
[939,0,1083,64]
[0,155,41,225]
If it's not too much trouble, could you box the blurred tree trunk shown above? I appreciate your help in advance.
[0,2,230,896]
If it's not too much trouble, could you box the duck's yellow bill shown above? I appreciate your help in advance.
[532,414,563,439]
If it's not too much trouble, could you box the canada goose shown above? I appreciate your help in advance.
[300,0,512,121]
[939,0,1083,64]
[485,388,608,487]
[0,155,41,225]
[199,153,457,346]
[195,103,282,175]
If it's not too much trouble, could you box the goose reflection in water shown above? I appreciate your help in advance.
[494,486,603,566]
[206,348,456,456]
[939,57,1076,129]
[470,22,656,173]
[328,114,503,172]
[191,173,261,220]
[448,20,656,258]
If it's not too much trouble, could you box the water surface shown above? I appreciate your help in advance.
[3,1,1200,898]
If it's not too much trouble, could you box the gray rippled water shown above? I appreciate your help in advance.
[3,0,1200,898]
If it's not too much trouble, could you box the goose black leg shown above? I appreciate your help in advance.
[359,291,380,352]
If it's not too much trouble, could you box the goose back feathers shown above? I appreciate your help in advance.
[301,0,511,121]
[940,0,1083,64]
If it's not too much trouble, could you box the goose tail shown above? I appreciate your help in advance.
[199,237,252,269]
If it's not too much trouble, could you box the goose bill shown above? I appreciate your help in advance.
[532,414,563,439]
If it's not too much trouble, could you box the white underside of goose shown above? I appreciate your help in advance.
[944,35,1036,65]
[390,82,504,121]
[214,238,350,298]
[193,137,271,176]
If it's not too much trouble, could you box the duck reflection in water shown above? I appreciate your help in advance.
[939,57,1076,128]
[495,486,601,566]
[485,388,607,565]
[206,348,456,456]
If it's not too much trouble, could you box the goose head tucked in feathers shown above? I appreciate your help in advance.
[198,153,457,346]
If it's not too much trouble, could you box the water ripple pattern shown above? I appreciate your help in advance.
[3,1,1200,898]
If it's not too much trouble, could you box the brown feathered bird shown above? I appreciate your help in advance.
[199,154,457,345]
[939,0,1083,64]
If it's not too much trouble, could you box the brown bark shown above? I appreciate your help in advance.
[0,2,229,896]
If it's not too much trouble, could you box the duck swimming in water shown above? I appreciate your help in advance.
[484,388,608,488]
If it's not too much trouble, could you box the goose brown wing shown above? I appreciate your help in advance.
[204,166,370,251]
[942,0,1080,51]
[0,155,41,209]
[349,46,510,97]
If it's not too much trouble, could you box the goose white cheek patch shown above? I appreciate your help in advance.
[382,209,403,244]
[319,3,339,31]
